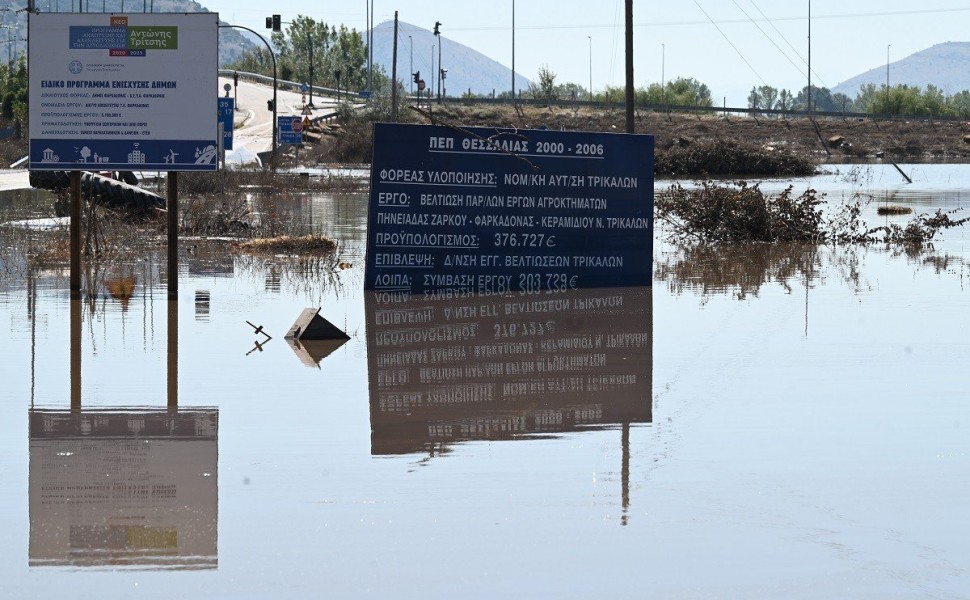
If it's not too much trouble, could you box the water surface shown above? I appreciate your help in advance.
[1,164,969,599]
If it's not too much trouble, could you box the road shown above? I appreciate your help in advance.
[219,77,340,162]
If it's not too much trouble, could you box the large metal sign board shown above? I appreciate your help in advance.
[365,123,653,294]
[28,13,219,171]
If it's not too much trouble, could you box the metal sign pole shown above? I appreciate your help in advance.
[167,172,178,297]
[69,170,81,299]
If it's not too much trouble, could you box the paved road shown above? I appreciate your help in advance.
[0,170,29,191]
[219,77,339,159]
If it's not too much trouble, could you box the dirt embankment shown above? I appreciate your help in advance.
[8,104,970,174]
[417,105,970,162]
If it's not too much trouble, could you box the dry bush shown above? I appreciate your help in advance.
[236,234,337,255]
[657,181,970,246]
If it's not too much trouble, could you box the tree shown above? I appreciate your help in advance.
[555,82,588,102]
[831,92,854,114]
[529,65,558,105]
[227,16,373,92]
[758,85,779,113]
[947,90,970,118]
[747,86,762,111]
[777,89,794,113]
[794,85,838,112]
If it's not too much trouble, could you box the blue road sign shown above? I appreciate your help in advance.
[365,123,654,294]
[218,97,234,150]
[300,82,309,94]
[359,90,373,99]
[277,116,303,145]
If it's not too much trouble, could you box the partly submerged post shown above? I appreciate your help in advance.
[167,172,178,297]
[70,297,81,412]
[168,298,178,411]
[69,171,81,299]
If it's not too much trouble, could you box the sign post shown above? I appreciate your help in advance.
[218,97,234,151]
[277,116,304,146]
[365,123,653,294]
[29,13,220,172]
[28,13,219,298]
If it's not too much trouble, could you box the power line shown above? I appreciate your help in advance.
[442,7,970,32]
[747,0,828,88]
[693,0,767,87]
[730,0,806,80]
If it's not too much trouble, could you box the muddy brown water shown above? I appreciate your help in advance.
[1,164,968,598]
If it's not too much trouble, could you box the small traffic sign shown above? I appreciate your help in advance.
[277,116,303,145]
[301,105,313,116]
[302,116,311,129]
[300,82,309,94]
[417,79,426,91]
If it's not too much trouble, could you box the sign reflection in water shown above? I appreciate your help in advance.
[28,293,218,570]
[365,287,652,455]
[28,409,219,569]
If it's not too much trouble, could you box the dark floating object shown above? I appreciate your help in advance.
[285,308,350,368]
[30,170,164,214]
[286,307,350,341]
[877,205,913,216]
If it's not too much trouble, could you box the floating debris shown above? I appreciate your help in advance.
[877,205,913,216]
[235,234,337,255]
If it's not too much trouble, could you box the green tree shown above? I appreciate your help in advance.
[554,82,588,102]
[228,16,373,92]
[777,89,794,113]
[663,77,713,107]
[946,90,970,118]
[0,55,28,133]
[529,65,558,104]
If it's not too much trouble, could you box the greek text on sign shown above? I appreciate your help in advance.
[365,123,654,294]
[28,13,218,172]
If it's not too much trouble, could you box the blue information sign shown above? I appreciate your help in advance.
[217,97,234,150]
[277,116,303,145]
[365,123,654,294]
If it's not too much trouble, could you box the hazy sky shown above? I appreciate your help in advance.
[203,0,970,105]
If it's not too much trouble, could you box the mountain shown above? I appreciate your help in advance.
[833,42,970,98]
[369,20,531,97]
[0,0,256,66]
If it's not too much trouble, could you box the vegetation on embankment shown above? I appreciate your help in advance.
[306,103,970,177]
[656,180,970,245]
[10,102,970,180]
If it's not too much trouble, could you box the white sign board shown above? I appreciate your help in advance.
[28,13,219,171]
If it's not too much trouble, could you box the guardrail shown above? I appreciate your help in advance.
[219,69,355,102]
[220,71,970,124]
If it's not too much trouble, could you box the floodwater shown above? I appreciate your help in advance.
[1,164,969,599]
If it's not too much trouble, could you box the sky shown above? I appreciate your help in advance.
[201,0,970,106]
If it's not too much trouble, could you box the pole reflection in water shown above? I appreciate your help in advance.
[365,287,652,454]
[29,290,218,570]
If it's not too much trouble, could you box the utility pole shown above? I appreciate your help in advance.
[511,0,516,104]
[307,33,315,109]
[886,44,891,116]
[433,21,442,103]
[588,36,593,102]
[624,0,634,133]
[391,12,398,121]
[409,35,413,96]
[808,0,812,119]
